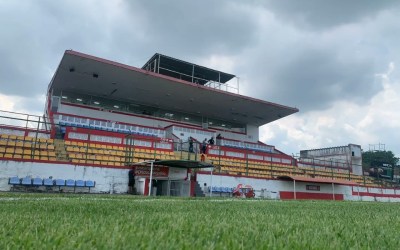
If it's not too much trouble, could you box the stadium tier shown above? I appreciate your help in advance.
[0,50,396,200]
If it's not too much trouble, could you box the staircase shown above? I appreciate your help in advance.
[194,181,206,197]
[53,139,70,162]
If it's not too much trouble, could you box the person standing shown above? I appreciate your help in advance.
[128,169,135,194]
[188,137,194,153]
[202,138,207,154]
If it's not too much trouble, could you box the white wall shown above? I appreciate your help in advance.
[197,173,400,202]
[0,160,130,193]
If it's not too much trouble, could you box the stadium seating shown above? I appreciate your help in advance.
[63,140,177,167]
[8,176,96,193]
[0,134,57,161]
[1,132,381,188]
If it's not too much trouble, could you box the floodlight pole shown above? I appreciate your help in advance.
[148,161,154,196]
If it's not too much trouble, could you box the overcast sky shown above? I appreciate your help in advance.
[1,0,399,156]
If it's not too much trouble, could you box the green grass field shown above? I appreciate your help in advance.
[1,193,400,250]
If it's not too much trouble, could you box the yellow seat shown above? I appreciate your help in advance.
[6,148,14,154]
[8,135,17,140]
[0,147,5,153]
[24,136,34,141]
[4,153,13,158]
[48,145,55,150]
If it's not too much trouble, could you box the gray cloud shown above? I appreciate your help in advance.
[127,0,259,58]
[251,48,378,111]
[262,0,400,30]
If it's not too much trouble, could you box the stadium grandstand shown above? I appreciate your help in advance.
[0,50,398,201]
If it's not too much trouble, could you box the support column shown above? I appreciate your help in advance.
[148,161,154,196]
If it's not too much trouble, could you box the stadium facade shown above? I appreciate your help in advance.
[0,50,399,201]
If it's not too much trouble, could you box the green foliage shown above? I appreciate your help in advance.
[1,193,400,249]
[362,150,398,169]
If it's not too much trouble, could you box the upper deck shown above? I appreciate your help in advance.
[48,50,298,127]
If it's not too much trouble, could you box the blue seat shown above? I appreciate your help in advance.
[75,180,85,187]
[21,177,32,186]
[85,180,95,188]
[55,179,65,186]
[85,180,95,193]
[43,178,54,186]
[32,178,43,186]
[9,176,20,185]
[66,179,75,187]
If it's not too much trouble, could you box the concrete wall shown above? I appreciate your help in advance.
[300,144,363,175]
[3,160,400,202]
[0,160,129,194]
[197,172,400,202]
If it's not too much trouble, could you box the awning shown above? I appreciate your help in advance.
[277,175,356,185]
[142,53,235,85]
[49,50,299,126]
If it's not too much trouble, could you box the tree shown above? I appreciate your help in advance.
[362,150,399,179]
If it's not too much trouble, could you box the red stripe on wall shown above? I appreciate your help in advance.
[279,191,344,200]
[352,191,400,198]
